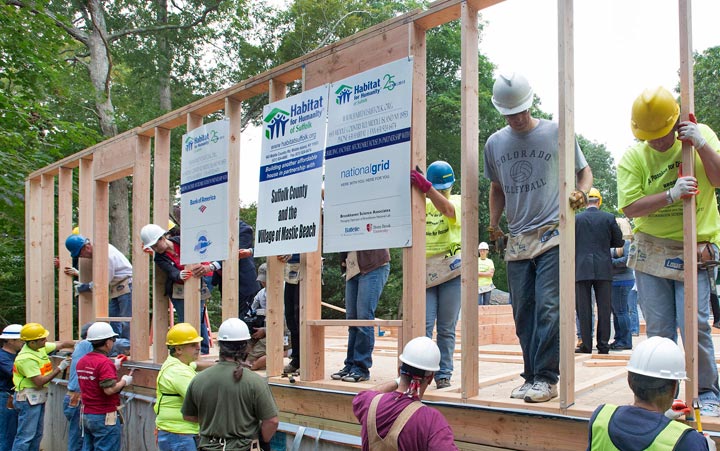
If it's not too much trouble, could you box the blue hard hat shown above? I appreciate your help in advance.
[426,161,455,190]
[65,234,89,258]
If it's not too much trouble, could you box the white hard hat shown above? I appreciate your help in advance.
[0,324,22,340]
[492,72,534,115]
[140,224,167,249]
[627,336,687,380]
[217,318,251,341]
[479,242,489,251]
[86,322,118,342]
[399,336,440,371]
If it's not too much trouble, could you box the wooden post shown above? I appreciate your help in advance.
[266,79,287,377]
[557,0,576,409]
[132,135,152,361]
[223,98,241,321]
[678,0,698,406]
[57,167,74,339]
[93,181,110,319]
[403,22,428,349]
[25,178,42,323]
[78,158,95,325]
[460,1,480,399]
[183,113,203,336]
[40,174,56,339]
[153,126,171,361]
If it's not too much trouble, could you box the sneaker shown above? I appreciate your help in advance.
[283,363,298,374]
[700,401,720,417]
[342,372,369,383]
[524,381,558,403]
[510,382,533,399]
[331,367,351,380]
[436,378,451,389]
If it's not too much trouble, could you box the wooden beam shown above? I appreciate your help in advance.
[678,0,698,405]
[57,167,74,339]
[132,135,152,361]
[78,158,94,325]
[460,0,480,400]
[557,0,576,409]
[152,126,171,362]
[306,320,403,327]
[25,178,42,323]
[40,174,56,339]
[403,22,428,350]
[223,97,241,321]
[93,181,110,318]
[265,79,287,378]
[93,136,136,182]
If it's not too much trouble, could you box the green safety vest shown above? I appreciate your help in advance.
[590,404,692,451]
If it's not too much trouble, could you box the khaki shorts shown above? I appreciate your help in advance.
[248,338,266,361]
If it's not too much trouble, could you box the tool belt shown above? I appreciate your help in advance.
[425,249,461,288]
[110,276,132,297]
[67,390,82,408]
[6,391,14,409]
[505,223,560,262]
[199,436,259,450]
[629,232,718,281]
[15,387,48,406]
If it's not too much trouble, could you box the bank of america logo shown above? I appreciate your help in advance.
[335,85,353,105]
[263,108,290,139]
[199,205,207,213]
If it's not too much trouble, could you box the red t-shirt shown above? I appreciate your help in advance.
[76,351,120,414]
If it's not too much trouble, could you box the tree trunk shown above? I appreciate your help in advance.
[157,0,172,112]
[86,0,130,254]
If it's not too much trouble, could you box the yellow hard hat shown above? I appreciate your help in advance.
[166,323,202,346]
[587,187,602,207]
[168,219,177,231]
[20,323,50,341]
[72,226,80,235]
[630,87,679,141]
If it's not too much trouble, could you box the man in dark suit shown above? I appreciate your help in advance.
[575,188,624,354]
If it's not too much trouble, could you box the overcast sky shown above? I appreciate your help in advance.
[239,0,720,204]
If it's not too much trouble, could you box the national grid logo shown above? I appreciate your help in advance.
[194,232,212,255]
[184,130,220,152]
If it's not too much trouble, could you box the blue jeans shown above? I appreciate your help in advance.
[157,430,197,451]
[63,394,82,451]
[171,299,210,354]
[628,287,640,334]
[478,291,491,305]
[110,289,132,340]
[426,275,461,381]
[507,246,560,385]
[12,398,45,451]
[343,264,390,377]
[82,413,122,451]
[636,269,720,401]
[611,283,633,348]
[0,391,18,450]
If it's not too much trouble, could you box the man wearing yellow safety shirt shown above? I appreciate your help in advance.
[12,322,75,451]
[155,323,206,451]
[477,242,495,305]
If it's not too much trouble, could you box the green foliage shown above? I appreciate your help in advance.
[577,136,618,214]
[694,46,720,134]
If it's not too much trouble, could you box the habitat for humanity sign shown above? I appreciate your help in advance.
[254,84,328,257]
[179,119,229,264]
[323,58,413,252]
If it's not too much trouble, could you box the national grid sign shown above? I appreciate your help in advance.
[254,84,329,257]
[179,119,230,263]
[323,58,413,252]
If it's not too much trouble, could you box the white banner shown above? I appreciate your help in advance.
[323,58,413,252]
[179,119,230,264]
[254,85,329,257]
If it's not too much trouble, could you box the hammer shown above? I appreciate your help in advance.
[693,398,703,432]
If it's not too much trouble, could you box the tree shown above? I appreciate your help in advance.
[693,46,720,134]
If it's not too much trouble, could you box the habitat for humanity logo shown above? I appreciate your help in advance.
[184,130,220,152]
[335,84,353,105]
[264,108,290,139]
[194,232,212,255]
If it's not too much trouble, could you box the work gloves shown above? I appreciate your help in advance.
[114,354,128,370]
[664,399,691,420]
[179,269,192,281]
[668,176,698,203]
[678,114,707,149]
[121,374,133,386]
[57,358,71,372]
[569,190,588,210]
[73,281,93,296]
[410,169,432,194]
